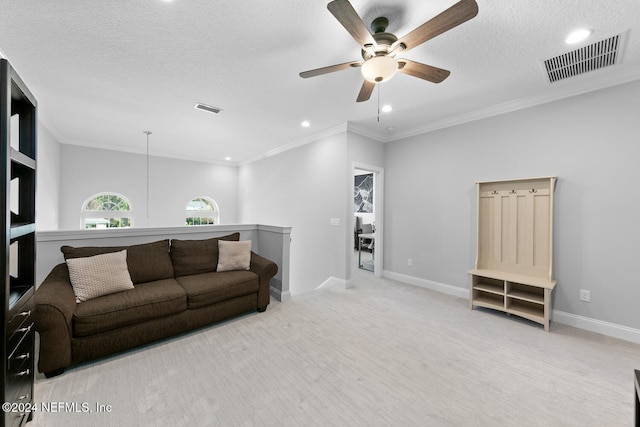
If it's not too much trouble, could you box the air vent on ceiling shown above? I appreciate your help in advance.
[543,34,621,83]
[194,103,223,114]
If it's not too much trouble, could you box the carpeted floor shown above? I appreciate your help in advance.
[29,270,640,426]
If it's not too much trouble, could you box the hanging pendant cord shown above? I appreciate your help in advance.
[143,130,152,226]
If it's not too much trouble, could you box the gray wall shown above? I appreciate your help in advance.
[383,79,640,329]
[36,122,61,230]
[239,132,349,295]
[58,144,239,230]
[238,129,384,295]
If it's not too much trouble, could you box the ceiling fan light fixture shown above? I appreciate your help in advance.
[361,56,398,83]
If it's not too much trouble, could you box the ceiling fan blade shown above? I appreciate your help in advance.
[300,60,362,78]
[397,59,450,83]
[356,80,375,102]
[393,0,478,53]
[327,0,376,47]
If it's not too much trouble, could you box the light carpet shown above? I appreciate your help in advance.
[29,271,640,426]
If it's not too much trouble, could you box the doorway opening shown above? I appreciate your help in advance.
[352,163,384,278]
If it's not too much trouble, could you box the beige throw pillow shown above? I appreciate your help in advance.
[66,249,134,303]
[217,240,251,272]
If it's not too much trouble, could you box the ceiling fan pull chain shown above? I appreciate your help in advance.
[377,84,380,122]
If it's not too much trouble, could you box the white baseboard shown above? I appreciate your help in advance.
[316,276,348,290]
[270,286,291,302]
[383,270,640,344]
[281,277,347,300]
[383,270,470,299]
[552,310,640,344]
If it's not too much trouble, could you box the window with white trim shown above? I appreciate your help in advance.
[186,197,219,226]
[81,193,133,229]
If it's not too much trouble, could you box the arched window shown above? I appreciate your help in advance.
[81,193,133,229]
[186,197,219,226]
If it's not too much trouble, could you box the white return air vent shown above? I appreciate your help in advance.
[543,34,621,83]
[194,103,223,114]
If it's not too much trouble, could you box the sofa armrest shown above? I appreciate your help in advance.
[249,252,278,310]
[35,263,76,375]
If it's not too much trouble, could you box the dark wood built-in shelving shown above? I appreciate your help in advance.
[1,58,37,427]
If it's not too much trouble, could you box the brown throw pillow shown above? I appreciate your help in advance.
[170,232,240,276]
[216,240,252,272]
[66,250,134,303]
[61,240,174,284]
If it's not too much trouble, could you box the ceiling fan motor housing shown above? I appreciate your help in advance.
[361,17,399,60]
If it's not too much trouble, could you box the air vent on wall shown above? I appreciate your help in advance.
[194,103,223,114]
[543,34,621,83]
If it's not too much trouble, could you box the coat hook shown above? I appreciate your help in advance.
[491,190,498,195]
[529,189,537,194]
[509,190,517,194]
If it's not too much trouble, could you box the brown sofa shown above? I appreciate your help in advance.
[35,233,277,377]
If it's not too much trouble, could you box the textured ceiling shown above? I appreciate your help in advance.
[1,0,639,164]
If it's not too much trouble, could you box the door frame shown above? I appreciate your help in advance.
[351,162,384,278]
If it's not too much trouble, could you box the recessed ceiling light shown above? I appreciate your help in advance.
[381,105,393,113]
[301,121,310,127]
[565,29,592,44]
[224,157,231,161]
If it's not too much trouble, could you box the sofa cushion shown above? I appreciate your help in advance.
[66,250,134,303]
[61,239,174,284]
[217,240,252,272]
[73,278,187,337]
[170,232,240,277]
[176,270,258,309]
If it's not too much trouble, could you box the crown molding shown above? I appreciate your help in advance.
[346,122,388,142]
[240,122,348,166]
[387,64,640,142]
[59,138,236,167]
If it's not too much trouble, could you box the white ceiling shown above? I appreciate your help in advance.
[1,0,639,165]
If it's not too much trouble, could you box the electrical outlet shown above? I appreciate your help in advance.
[579,289,591,302]
[407,258,412,266]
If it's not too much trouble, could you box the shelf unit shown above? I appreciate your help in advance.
[469,268,555,330]
[1,58,37,427]
[469,177,557,331]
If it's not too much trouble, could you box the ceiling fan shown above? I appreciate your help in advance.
[299,0,479,102]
